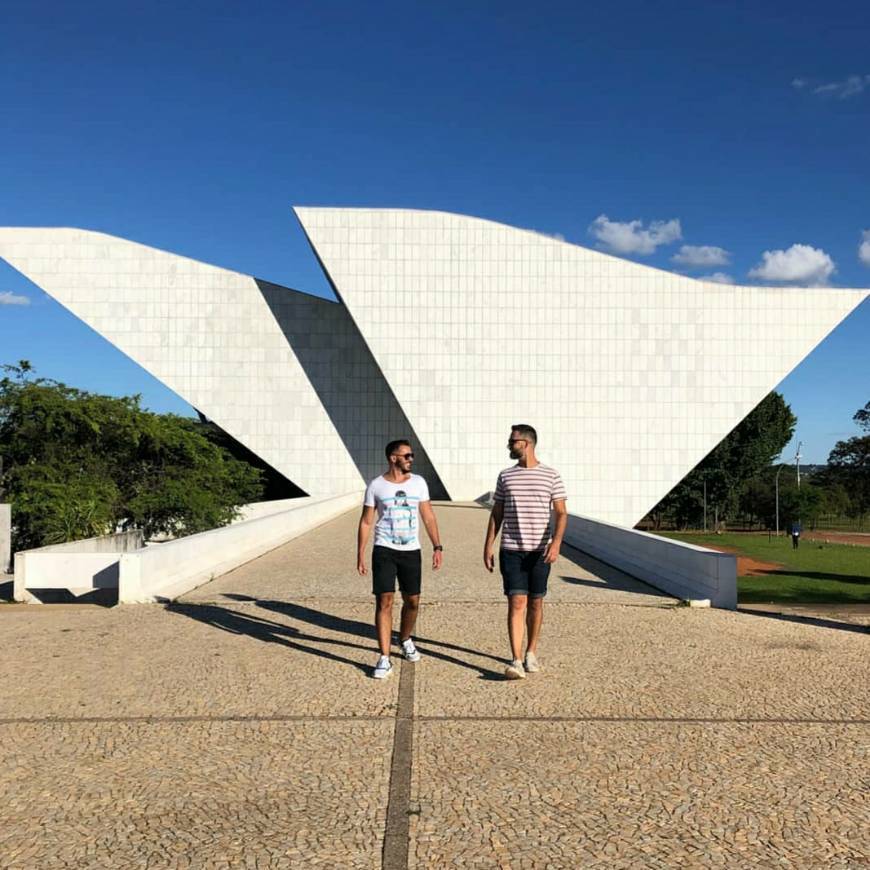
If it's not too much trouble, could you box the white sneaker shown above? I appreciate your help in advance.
[373,655,393,679]
[524,651,541,673]
[401,638,421,663]
[505,659,525,680]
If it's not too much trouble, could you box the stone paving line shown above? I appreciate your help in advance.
[0,503,868,868]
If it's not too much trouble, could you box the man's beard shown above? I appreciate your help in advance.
[509,448,521,459]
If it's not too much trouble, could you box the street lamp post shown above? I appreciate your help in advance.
[795,441,803,532]
[775,462,785,536]
[703,477,707,533]
[795,441,802,489]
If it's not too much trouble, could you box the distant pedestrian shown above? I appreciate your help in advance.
[357,440,443,679]
[791,521,801,550]
[483,425,567,680]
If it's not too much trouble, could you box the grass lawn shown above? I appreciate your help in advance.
[661,532,870,604]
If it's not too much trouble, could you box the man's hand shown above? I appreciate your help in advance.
[543,541,561,564]
[432,549,443,571]
[483,546,495,572]
[357,505,375,577]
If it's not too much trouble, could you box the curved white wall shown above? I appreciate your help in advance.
[296,207,868,526]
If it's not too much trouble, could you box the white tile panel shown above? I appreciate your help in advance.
[0,228,364,497]
[296,207,869,526]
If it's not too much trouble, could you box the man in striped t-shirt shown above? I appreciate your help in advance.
[483,424,567,680]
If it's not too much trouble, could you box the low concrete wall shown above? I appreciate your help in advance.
[564,513,737,609]
[235,497,308,524]
[0,504,10,574]
[13,530,144,603]
[119,491,361,603]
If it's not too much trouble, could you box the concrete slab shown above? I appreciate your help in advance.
[410,721,870,868]
[412,603,870,721]
[2,505,867,868]
[0,600,398,720]
[1,719,392,869]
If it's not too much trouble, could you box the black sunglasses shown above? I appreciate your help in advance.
[394,452,415,460]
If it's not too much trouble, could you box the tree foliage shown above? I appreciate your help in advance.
[0,362,263,550]
[822,405,870,524]
[646,391,797,529]
[645,395,870,531]
[854,401,870,433]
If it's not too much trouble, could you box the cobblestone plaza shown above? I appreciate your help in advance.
[1,504,868,868]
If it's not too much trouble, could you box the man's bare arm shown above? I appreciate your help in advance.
[357,505,376,575]
[544,499,568,564]
[483,501,503,572]
[419,501,443,570]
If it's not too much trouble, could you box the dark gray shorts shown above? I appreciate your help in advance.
[499,549,550,598]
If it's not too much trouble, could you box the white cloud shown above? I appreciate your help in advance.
[700,272,735,285]
[672,245,730,268]
[588,214,682,256]
[811,74,870,99]
[859,230,870,267]
[748,244,836,286]
[0,291,30,306]
[791,77,807,90]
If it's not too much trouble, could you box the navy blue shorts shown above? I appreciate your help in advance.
[499,549,550,598]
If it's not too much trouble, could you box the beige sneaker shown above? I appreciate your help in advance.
[505,659,525,680]
[524,651,541,673]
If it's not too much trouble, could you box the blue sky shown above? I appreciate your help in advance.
[1,0,868,463]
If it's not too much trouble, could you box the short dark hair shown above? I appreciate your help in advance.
[385,439,411,459]
[511,424,537,445]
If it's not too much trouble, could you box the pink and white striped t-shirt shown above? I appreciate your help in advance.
[494,463,567,552]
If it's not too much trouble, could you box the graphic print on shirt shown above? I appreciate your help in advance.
[365,473,430,551]
[384,489,419,546]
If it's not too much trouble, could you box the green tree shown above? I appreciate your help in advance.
[854,401,870,433]
[643,391,797,529]
[824,418,870,527]
[0,362,263,549]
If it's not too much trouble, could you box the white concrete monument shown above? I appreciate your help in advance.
[1,211,867,528]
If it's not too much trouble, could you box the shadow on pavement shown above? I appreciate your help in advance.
[167,602,372,675]
[753,569,870,585]
[172,595,504,680]
[738,607,869,636]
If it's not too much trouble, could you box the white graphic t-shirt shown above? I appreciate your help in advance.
[364,474,431,551]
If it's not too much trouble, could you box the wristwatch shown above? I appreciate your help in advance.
[433,545,444,552]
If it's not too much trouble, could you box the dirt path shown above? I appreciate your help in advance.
[802,531,870,547]
[701,544,783,577]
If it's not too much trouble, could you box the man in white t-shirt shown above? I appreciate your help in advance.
[357,439,443,679]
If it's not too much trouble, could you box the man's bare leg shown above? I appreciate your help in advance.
[526,597,544,654]
[399,593,420,642]
[507,594,527,661]
[375,592,394,656]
